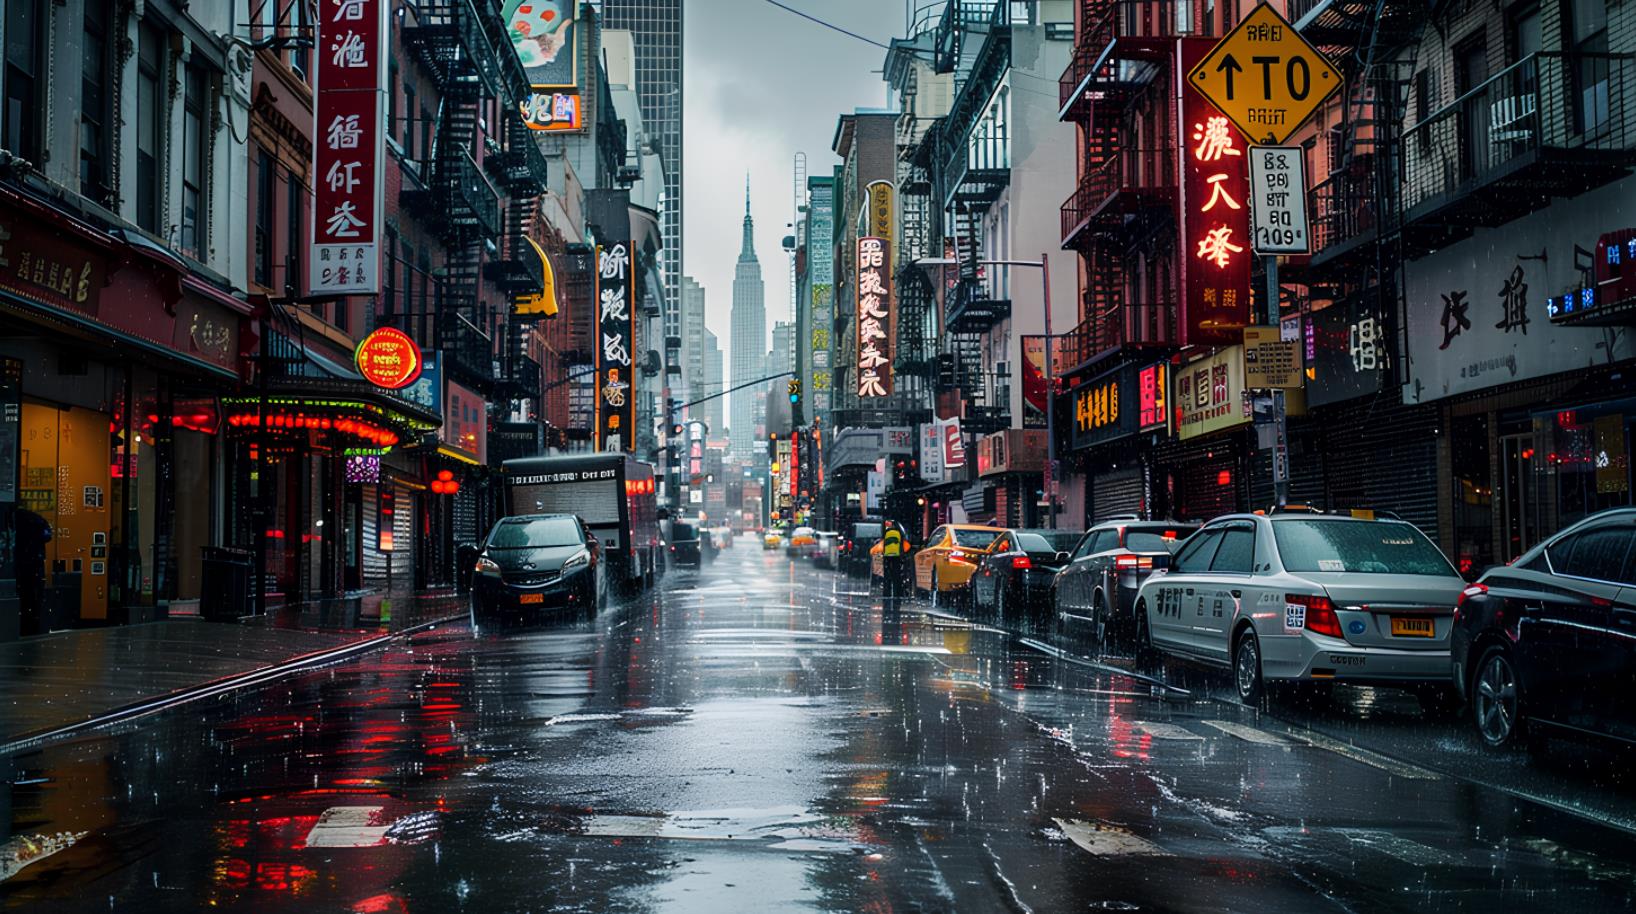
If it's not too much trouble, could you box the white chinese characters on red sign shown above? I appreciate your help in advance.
[311,0,385,295]
[856,236,892,398]
[1178,39,1252,347]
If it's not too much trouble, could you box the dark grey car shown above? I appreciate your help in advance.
[1053,520,1199,653]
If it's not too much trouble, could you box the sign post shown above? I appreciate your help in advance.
[1191,3,1339,507]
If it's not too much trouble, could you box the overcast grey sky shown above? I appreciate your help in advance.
[681,0,901,387]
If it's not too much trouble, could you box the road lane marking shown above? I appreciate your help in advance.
[305,806,390,848]
[1136,721,1205,741]
[1200,720,1293,746]
[1052,818,1170,857]
[1286,730,1441,780]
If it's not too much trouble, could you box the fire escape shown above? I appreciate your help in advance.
[1056,0,1218,381]
[402,0,525,395]
[932,0,1014,437]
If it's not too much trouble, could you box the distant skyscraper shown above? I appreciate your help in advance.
[730,180,766,458]
[700,327,724,438]
[600,0,683,381]
[771,322,794,378]
[681,274,707,405]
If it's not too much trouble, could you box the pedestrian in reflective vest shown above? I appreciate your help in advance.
[881,521,907,608]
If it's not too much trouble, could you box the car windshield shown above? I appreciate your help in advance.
[1014,532,1080,552]
[487,516,581,549]
[1272,519,1456,576]
[673,523,697,540]
[853,523,882,539]
[953,529,1001,548]
[1125,526,1198,553]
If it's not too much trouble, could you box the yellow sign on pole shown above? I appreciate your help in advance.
[1243,326,1303,389]
[1187,4,1342,145]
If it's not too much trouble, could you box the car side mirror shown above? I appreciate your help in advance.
[1152,553,1172,570]
[1054,551,1071,565]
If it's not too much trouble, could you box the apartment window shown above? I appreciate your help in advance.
[255,150,274,287]
[382,227,397,319]
[420,105,434,168]
[388,61,400,144]
[181,68,208,258]
[4,0,43,162]
[286,170,303,297]
[404,83,417,157]
[136,24,164,234]
[290,0,311,81]
[81,4,113,204]
[1562,0,1610,134]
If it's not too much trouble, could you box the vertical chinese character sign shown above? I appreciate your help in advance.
[595,242,636,452]
[1178,39,1252,346]
[856,237,892,398]
[312,0,386,295]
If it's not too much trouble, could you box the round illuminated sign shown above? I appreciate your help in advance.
[355,327,423,390]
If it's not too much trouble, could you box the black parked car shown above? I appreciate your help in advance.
[471,514,602,620]
[669,521,703,567]
[1053,519,1199,653]
[839,520,884,577]
[1452,507,1636,749]
[970,529,1082,626]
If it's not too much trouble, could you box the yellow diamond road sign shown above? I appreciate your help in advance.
[1188,3,1342,146]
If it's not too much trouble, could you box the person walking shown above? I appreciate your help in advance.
[879,520,908,613]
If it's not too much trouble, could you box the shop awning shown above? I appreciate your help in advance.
[514,238,559,317]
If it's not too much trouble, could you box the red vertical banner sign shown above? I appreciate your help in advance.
[1177,38,1252,346]
[856,236,892,397]
[312,0,386,295]
[595,242,637,452]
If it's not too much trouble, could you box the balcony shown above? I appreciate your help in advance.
[485,119,550,198]
[1305,160,1378,270]
[1060,0,1219,120]
[402,148,501,244]
[945,276,1011,333]
[440,311,496,385]
[404,0,501,101]
[1401,52,1636,254]
[503,352,542,401]
[1060,147,1176,248]
[483,231,545,296]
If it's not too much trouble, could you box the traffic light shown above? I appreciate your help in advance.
[788,379,801,404]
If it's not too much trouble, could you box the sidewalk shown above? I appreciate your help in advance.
[0,589,467,750]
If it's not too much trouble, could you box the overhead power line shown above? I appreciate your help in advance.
[759,0,894,50]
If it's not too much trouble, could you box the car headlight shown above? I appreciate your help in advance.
[564,550,590,570]
[474,555,500,574]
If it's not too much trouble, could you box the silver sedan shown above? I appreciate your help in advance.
[1132,511,1467,704]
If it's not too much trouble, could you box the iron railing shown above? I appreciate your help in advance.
[1060,146,1176,244]
[440,311,496,383]
[1401,52,1636,219]
[404,0,502,100]
[404,148,502,243]
[1307,161,1378,259]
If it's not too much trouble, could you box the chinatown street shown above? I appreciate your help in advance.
[4,547,1636,913]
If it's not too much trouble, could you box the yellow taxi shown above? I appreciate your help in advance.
[913,524,1005,599]
[763,528,787,550]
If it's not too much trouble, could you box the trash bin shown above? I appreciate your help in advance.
[200,547,254,621]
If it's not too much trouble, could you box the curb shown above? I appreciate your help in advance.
[0,614,464,756]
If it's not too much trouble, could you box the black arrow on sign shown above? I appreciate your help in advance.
[1215,54,1242,100]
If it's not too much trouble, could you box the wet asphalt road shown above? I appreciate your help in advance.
[5,547,1636,912]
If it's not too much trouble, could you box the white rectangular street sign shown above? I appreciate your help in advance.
[1248,146,1310,254]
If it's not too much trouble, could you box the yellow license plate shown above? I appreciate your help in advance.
[1390,616,1435,637]
[519,593,545,605]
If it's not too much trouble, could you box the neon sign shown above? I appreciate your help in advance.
[856,236,892,398]
[1178,40,1252,346]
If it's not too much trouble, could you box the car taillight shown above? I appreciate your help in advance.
[1011,555,1032,569]
[1454,582,1488,622]
[1287,593,1342,638]
[1114,554,1154,571]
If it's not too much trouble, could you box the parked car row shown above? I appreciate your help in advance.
[808,506,1636,755]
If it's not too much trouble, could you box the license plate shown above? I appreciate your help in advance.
[519,593,545,605]
[1390,616,1435,637]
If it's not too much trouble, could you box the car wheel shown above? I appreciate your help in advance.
[1472,646,1523,748]
[1234,629,1265,705]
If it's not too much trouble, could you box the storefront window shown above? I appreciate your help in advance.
[1542,408,1631,531]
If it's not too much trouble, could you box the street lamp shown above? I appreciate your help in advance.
[914,254,1059,528]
